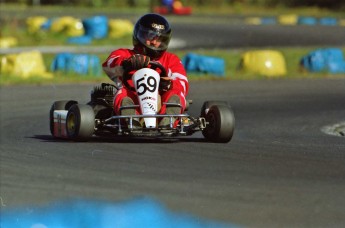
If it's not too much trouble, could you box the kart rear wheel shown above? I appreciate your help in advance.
[202,104,235,143]
[66,104,95,140]
[50,100,78,136]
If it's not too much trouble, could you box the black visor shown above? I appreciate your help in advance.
[136,26,171,51]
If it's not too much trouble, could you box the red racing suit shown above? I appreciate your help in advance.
[102,48,189,115]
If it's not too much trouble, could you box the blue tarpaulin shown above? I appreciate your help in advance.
[182,53,225,76]
[51,53,101,76]
[300,48,345,74]
[0,197,237,228]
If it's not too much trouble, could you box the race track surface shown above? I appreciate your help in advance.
[1,10,345,227]
[173,23,345,49]
[1,78,344,227]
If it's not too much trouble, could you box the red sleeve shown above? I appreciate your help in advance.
[164,53,189,96]
[102,48,133,68]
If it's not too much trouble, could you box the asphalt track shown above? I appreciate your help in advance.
[1,77,345,227]
[1,14,345,227]
[172,23,345,49]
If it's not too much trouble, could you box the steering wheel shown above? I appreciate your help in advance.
[123,61,167,92]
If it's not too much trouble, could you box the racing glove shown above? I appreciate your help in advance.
[159,77,172,92]
[122,54,150,72]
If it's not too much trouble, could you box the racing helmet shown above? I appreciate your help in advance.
[133,13,172,59]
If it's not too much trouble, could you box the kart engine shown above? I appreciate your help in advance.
[91,84,116,106]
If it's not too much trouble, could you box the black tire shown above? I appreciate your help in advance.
[66,104,95,140]
[200,101,228,117]
[202,105,235,143]
[50,100,78,136]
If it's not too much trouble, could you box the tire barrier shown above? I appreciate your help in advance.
[260,17,277,25]
[50,16,84,37]
[24,15,133,45]
[182,53,225,76]
[26,16,49,34]
[0,37,17,48]
[297,16,318,25]
[0,50,52,78]
[244,17,263,25]
[340,19,345,26]
[278,14,298,25]
[246,15,343,26]
[108,19,134,39]
[82,15,109,39]
[319,17,338,26]
[238,50,287,77]
[154,0,192,15]
[50,53,102,76]
[300,48,345,74]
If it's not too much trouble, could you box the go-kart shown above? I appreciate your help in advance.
[49,62,235,143]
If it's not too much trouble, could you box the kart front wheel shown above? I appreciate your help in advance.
[202,105,235,143]
[50,100,77,136]
[200,100,228,117]
[66,104,95,140]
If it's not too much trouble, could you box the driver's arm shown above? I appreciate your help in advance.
[166,54,189,96]
[102,55,125,81]
[103,49,134,88]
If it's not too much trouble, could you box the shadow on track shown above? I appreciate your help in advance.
[31,135,207,144]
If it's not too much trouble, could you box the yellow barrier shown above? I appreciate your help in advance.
[278,14,298,25]
[108,19,134,38]
[51,16,84,37]
[173,0,183,9]
[239,50,287,77]
[26,16,48,34]
[0,37,18,48]
[245,17,262,25]
[339,19,345,26]
[1,50,53,78]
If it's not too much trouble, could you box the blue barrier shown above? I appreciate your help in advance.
[298,16,317,25]
[300,48,345,73]
[182,53,225,76]
[319,17,338,26]
[83,15,108,39]
[261,17,277,25]
[328,60,345,73]
[0,197,237,228]
[41,18,53,30]
[51,53,101,76]
[162,0,174,7]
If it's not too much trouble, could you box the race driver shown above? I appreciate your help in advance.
[102,13,189,127]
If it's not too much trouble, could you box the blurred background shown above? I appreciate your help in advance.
[0,0,344,83]
[1,0,345,9]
